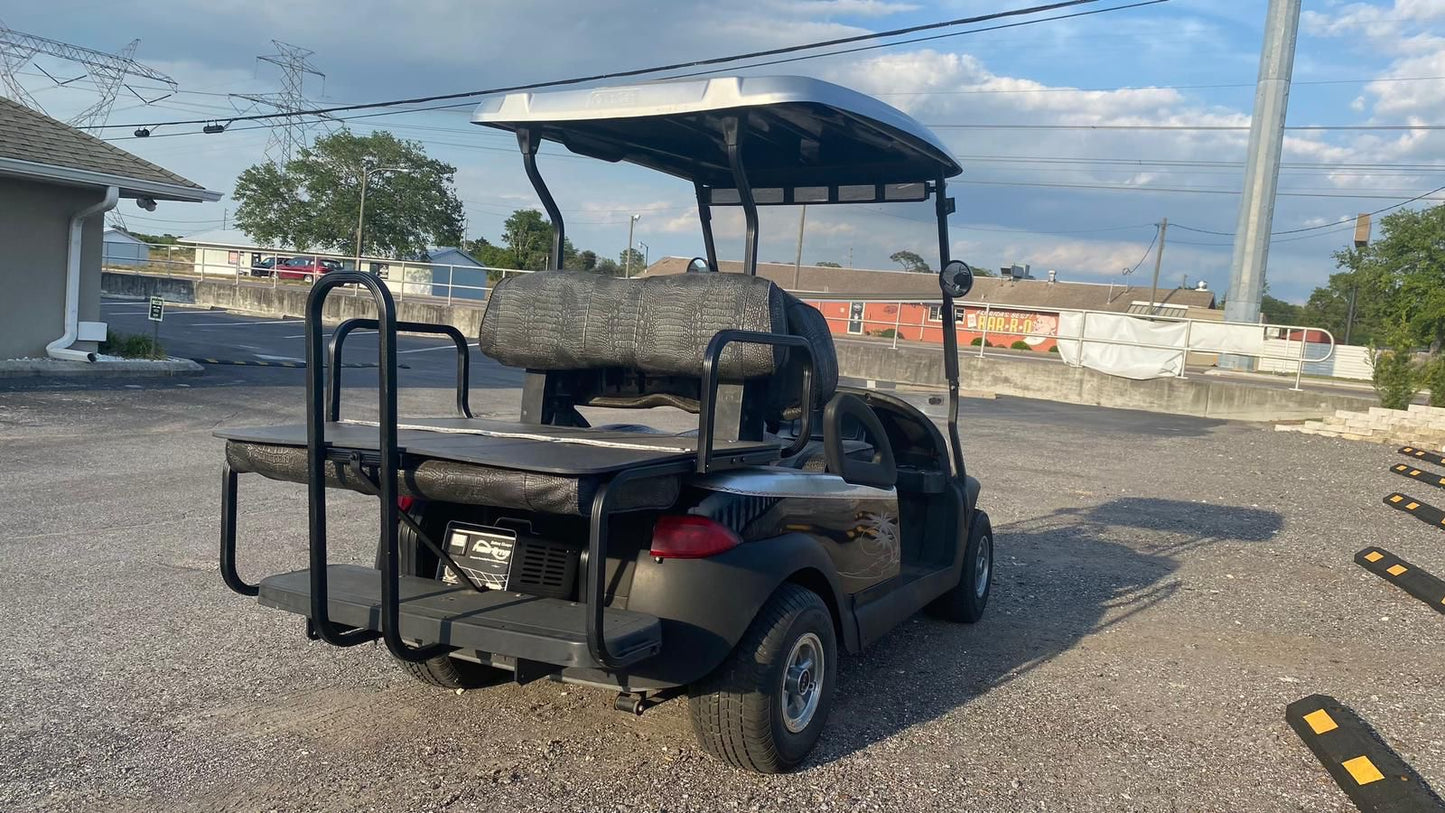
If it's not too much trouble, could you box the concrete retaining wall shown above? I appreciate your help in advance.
[101,271,1376,422]
[101,272,486,337]
[837,340,1376,422]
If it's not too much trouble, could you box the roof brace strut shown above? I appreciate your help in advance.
[722,116,758,276]
[517,128,565,271]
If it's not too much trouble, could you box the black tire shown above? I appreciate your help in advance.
[387,504,506,690]
[688,583,837,773]
[926,509,993,623]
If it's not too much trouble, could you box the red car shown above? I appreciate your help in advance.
[275,257,343,281]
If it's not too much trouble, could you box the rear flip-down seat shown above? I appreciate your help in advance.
[220,416,780,515]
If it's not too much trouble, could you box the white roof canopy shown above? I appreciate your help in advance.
[471,75,960,189]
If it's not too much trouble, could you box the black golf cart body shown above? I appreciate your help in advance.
[218,75,989,769]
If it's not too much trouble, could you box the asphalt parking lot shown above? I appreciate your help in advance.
[2,301,1443,812]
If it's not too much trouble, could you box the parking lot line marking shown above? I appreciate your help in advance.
[189,319,305,327]
[1286,694,1445,811]
[1399,446,1445,466]
[1354,547,1445,615]
[397,342,480,354]
[1342,756,1386,786]
[1389,494,1404,503]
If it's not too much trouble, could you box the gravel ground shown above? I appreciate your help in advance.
[1,373,1442,812]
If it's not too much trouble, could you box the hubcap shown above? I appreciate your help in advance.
[974,535,992,598]
[781,632,824,733]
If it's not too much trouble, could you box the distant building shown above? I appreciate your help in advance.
[0,96,218,359]
[102,228,151,267]
[641,257,1217,351]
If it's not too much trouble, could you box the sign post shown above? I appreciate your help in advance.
[147,296,165,358]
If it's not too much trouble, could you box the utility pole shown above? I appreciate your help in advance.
[792,205,807,290]
[221,208,228,230]
[1223,0,1301,363]
[1149,218,1168,314]
[625,213,641,277]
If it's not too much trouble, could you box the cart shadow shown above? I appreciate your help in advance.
[816,497,1283,767]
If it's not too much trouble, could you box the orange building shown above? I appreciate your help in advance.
[642,257,1217,352]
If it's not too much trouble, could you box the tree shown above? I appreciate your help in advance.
[233,129,464,257]
[619,247,646,275]
[890,250,931,273]
[814,260,842,268]
[1261,294,1302,325]
[1302,205,1445,349]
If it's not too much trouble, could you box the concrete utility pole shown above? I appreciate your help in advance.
[1224,0,1301,348]
[1149,217,1168,314]
[792,205,807,290]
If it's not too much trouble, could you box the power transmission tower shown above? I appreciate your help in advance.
[0,19,177,130]
[233,40,327,165]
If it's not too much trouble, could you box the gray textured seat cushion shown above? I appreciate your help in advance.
[478,271,787,378]
[225,441,679,515]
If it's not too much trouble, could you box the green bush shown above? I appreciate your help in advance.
[969,337,984,346]
[99,330,164,359]
[1048,345,1060,353]
[871,328,897,339]
[1010,340,1032,351]
[1426,355,1445,408]
[1371,333,1419,410]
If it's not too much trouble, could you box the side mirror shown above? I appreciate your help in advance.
[686,256,713,273]
[939,260,974,298]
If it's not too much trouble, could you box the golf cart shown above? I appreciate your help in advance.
[217,75,991,773]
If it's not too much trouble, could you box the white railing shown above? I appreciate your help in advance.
[801,296,1336,389]
[102,241,536,305]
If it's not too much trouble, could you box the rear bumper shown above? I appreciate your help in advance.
[258,564,662,669]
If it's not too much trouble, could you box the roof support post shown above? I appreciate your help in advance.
[933,176,965,481]
[722,116,758,276]
[517,128,565,271]
[694,182,719,272]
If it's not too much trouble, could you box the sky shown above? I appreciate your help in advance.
[4,0,1443,302]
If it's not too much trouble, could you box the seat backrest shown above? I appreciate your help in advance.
[479,270,788,379]
[479,271,837,440]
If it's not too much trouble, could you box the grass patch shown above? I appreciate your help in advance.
[99,330,164,359]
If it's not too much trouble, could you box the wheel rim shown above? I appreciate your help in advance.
[781,632,824,733]
[974,534,992,598]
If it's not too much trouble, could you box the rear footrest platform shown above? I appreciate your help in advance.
[257,564,661,669]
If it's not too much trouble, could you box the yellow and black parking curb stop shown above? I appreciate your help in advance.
[190,358,403,370]
[193,358,304,368]
[1383,492,1445,530]
[1286,694,1444,812]
[1391,463,1445,491]
[1400,446,1445,467]
[1355,547,1445,615]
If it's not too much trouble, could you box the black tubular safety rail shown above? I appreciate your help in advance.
[219,462,256,596]
[328,318,473,420]
[696,329,815,475]
[304,272,448,663]
[586,459,694,669]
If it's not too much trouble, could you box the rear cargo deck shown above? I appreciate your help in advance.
[259,564,663,668]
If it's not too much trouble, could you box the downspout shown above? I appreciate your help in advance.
[46,186,118,362]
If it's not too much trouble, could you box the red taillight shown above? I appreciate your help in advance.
[398,496,416,513]
[650,515,741,559]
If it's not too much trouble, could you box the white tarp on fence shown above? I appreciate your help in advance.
[1187,321,1267,356]
[1055,312,1189,379]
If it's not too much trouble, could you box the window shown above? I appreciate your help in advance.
[847,302,865,334]
[927,305,942,322]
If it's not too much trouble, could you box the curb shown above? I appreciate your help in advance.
[0,357,204,379]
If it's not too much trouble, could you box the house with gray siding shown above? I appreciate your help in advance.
[0,96,218,360]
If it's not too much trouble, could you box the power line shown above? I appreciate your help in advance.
[930,122,1445,131]
[98,0,1125,131]
[872,74,1445,96]
[955,178,1445,201]
[1171,182,1445,238]
[1125,227,1159,275]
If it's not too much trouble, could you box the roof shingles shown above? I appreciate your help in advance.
[0,96,204,190]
